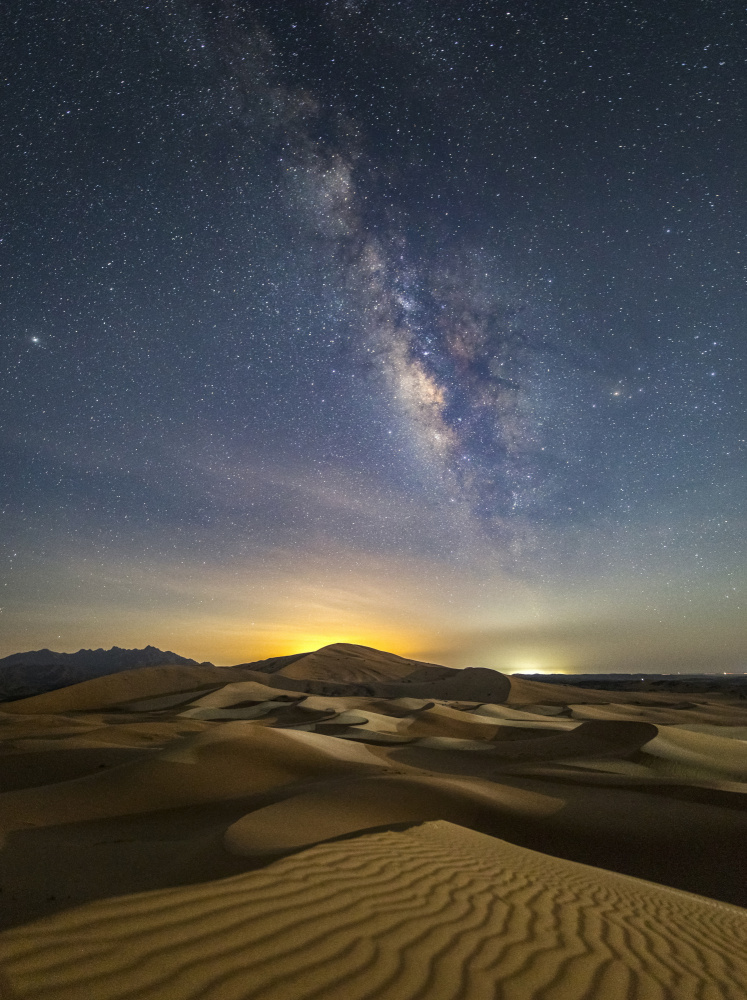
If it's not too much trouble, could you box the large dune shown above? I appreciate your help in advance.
[272,642,451,683]
[0,642,745,995]
[0,821,745,1000]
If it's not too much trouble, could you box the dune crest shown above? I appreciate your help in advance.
[274,642,446,683]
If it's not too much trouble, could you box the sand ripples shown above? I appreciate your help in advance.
[1,821,745,1000]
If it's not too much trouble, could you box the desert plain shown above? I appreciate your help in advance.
[0,642,746,999]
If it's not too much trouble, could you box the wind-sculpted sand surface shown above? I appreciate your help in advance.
[0,643,746,997]
[1,822,745,1000]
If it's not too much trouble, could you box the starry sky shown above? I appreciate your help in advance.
[1,0,745,672]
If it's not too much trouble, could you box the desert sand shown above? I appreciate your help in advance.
[0,642,745,998]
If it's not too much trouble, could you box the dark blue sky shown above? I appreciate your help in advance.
[1,0,745,670]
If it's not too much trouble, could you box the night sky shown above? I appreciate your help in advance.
[2,0,745,672]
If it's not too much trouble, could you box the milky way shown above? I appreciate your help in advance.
[1,1,744,669]
[215,11,591,552]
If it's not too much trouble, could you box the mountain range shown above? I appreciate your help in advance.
[0,645,211,701]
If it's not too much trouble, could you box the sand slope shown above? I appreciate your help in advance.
[275,642,448,683]
[0,820,745,1000]
[232,644,514,703]
[223,774,564,854]
[643,726,747,779]
[0,666,254,715]
[0,726,389,837]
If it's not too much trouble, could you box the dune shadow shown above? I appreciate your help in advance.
[0,780,339,932]
[0,748,160,793]
[385,738,747,906]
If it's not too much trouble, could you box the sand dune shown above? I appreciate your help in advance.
[643,725,747,780]
[179,701,293,721]
[224,774,563,854]
[1,643,746,997]
[274,642,449,683]
[397,719,658,762]
[0,726,390,838]
[114,690,229,712]
[1,821,745,1000]
[488,719,658,760]
[185,680,304,709]
[0,666,254,715]
[0,747,160,793]
[230,645,514,703]
[570,700,747,726]
[0,713,99,740]
[6,643,728,716]
[473,702,576,723]
[674,724,747,739]
[323,708,406,733]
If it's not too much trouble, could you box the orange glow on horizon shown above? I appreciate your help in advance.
[2,542,744,675]
[224,624,429,665]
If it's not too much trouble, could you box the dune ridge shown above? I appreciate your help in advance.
[0,820,745,1000]
[6,643,743,717]
[271,643,449,683]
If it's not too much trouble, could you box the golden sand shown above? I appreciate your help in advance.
[1,821,745,1000]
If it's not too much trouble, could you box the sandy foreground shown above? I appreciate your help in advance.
[0,643,745,998]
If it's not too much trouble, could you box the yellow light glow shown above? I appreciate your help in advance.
[507,662,547,675]
[260,627,421,660]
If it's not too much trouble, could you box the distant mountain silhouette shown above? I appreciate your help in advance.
[0,646,212,702]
